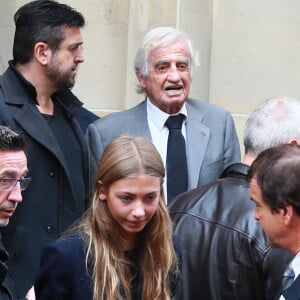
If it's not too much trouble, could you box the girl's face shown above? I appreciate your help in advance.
[99,174,161,243]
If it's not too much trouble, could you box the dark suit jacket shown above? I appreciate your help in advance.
[87,99,241,191]
[0,62,98,297]
[281,275,300,300]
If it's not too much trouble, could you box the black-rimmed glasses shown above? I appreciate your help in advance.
[0,177,31,191]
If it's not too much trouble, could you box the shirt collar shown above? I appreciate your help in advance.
[146,97,188,130]
[291,251,300,278]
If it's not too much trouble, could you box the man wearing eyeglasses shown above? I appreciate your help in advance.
[0,125,31,300]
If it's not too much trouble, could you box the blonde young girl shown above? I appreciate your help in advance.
[35,135,180,299]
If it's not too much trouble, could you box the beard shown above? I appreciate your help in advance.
[0,203,17,227]
[0,219,9,227]
[46,56,77,90]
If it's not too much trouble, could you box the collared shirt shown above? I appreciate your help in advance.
[280,251,300,300]
[292,251,300,281]
[146,98,187,202]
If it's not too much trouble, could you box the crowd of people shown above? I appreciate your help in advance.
[0,1,299,300]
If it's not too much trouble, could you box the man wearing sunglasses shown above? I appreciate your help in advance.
[0,125,30,300]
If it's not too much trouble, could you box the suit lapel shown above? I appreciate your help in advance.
[186,102,210,189]
[132,100,152,140]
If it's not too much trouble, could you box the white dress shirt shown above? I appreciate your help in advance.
[146,98,187,203]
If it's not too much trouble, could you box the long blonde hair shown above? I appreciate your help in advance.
[77,135,178,299]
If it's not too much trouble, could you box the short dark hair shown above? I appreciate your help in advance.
[13,0,85,64]
[247,143,300,215]
[0,126,26,151]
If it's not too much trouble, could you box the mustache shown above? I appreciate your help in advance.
[0,203,17,210]
[71,64,78,71]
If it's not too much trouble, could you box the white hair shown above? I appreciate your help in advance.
[134,26,195,94]
[244,97,300,156]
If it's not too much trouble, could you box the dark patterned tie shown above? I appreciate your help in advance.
[280,264,295,295]
[165,114,188,203]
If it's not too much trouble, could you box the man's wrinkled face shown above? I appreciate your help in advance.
[137,39,192,115]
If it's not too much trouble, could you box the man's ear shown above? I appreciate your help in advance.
[34,42,51,66]
[136,69,146,88]
[280,204,294,226]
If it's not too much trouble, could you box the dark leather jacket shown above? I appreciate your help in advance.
[169,163,292,300]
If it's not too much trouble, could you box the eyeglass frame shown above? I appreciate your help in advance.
[0,177,31,191]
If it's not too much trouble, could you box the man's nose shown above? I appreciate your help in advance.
[167,65,181,81]
[75,48,84,64]
[8,183,23,203]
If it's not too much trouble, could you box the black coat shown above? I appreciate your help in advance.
[169,163,292,300]
[0,234,15,300]
[0,62,98,297]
